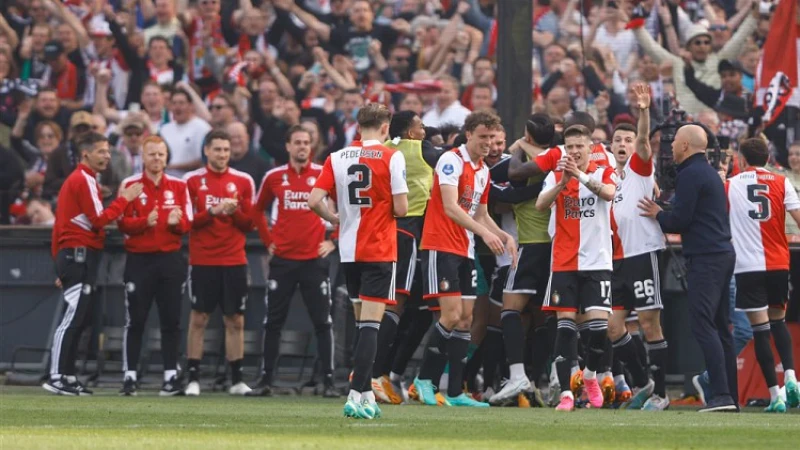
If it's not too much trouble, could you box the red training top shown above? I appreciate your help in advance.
[118,173,193,253]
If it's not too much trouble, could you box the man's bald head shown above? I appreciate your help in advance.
[671,124,709,164]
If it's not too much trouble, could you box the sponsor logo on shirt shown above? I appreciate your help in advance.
[563,196,597,219]
[442,164,454,175]
[283,190,311,210]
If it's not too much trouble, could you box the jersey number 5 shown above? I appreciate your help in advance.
[747,184,770,221]
[347,164,372,206]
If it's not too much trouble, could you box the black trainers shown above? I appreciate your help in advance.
[120,378,137,396]
[42,376,79,396]
[322,382,341,398]
[160,376,185,396]
[72,379,94,396]
[245,378,273,397]
[698,395,738,413]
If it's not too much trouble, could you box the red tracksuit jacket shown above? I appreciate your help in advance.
[183,166,256,266]
[51,163,129,257]
[252,162,327,260]
[118,173,193,253]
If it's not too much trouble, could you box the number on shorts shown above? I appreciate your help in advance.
[347,164,372,206]
[471,269,478,288]
[747,184,770,220]
[599,280,611,300]
[633,279,655,299]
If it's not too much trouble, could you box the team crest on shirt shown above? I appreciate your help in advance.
[307,176,317,186]
[282,173,290,186]
[199,178,208,190]
[139,192,148,205]
[551,291,560,305]
[227,182,237,193]
[163,190,175,205]
[439,278,450,291]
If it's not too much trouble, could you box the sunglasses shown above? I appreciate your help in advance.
[709,25,728,32]
[693,39,711,46]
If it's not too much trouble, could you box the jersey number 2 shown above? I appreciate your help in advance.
[347,164,372,206]
[747,184,770,220]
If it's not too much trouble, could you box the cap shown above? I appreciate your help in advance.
[118,113,151,134]
[89,18,113,37]
[715,95,749,120]
[70,111,93,129]
[43,40,64,61]
[718,59,743,74]
[683,24,712,47]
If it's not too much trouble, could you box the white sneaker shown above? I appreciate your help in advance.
[489,377,531,405]
[482,386,496,403]
[371,378,391,403]
[229,382,252,395]
[642,394,670,411]
[184,381,200,396]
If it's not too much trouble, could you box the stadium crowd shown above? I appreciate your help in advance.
[1,0,799,416]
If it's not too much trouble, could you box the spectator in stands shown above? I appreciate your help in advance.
[422,75,471,127]
[209,93,238,129]
[114,113,151,179]
[630,2,758,115]
[18,23,52,84]
[143,0,182,45]
[42,40,82,109]
[160,87,211,177]
[470,83,494,111]
[0,142,23,225]
[43,111,118,200]
[23,88,71,144]
[227,121,268,190]
[10,102,62,196]
[25,197,54,226]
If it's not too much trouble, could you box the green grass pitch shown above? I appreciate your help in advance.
[1,386,798,449]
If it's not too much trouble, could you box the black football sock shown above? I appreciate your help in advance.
[464,341,483,392]
[230,359,243,385]
[770,318,795,371]
[446,329,471,397]
[187,359,200,382]
[372,311,400,378]
[631,331,649,374]
[612,333,648,388]
[646,339,668,397]
[418,321,450,382]
[584,320,608,374]
[390,307,432,376]
[555,319,578,394]
[482,325,504,390]
[500,310,525,366]
[753,322,778,388]
[350,321,380,393]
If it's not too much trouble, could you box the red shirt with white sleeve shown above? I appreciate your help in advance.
[544,162,617,271]
[51,164,129,257]
[420,145,490,259]
[314,140,408,263]
[611,153,666,260]
[727,167,800,273]
[183,167,256,266]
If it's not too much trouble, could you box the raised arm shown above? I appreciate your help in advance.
[281,0,332,42]
[633,82,652,162]
[717,7,758,62]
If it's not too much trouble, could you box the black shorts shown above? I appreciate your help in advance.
[189,265,249,316]
[396,229,419,295]
[422,250,476,312]
[543,270,613,314]
[735,270,789,312]
[503,243,551,303]
[489,265,510,307]
[344,262,397,305]
[476,255,496,297]
[612,251,663,312]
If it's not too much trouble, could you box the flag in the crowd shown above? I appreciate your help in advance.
[755,0,799,127]
[382,80,443,94]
